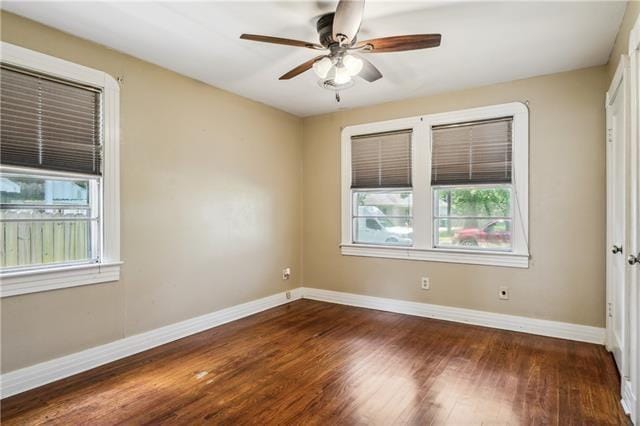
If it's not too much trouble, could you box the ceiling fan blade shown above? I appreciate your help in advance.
[357,34,441,53]
[332,0,365,45]
[279,55,327,80]
[356,55,382,82]
[240,34,323,50]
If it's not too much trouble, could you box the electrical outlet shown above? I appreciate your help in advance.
[421,277,430,290]
[282,267,291,280]
[499,286,509,300]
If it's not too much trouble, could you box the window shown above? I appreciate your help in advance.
[431,117,514,251]
[350,129,413,246]
[341,103,529,268]
[0,42,121,297]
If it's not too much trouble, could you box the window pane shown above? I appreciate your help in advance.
[0,220,95,268]
[435,187,511,217]
[434,186,512,251]
[1,174,96,269]
[435,218,512,250]
[353,190,413,246]
[0,175,90,206]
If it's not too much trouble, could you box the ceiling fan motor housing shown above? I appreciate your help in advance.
[317,13,356,48]
[317,13,335,47]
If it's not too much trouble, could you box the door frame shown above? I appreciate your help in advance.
[606,54,630,384]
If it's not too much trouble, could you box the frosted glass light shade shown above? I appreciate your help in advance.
[334,65,351,84]
[312,57,333,79]
[343,55,363,76]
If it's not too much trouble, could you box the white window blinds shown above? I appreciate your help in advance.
[351,129,412,189]
[0,65,102,175]
[431,117,512,185]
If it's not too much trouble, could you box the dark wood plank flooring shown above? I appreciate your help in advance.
[1,299,629,425]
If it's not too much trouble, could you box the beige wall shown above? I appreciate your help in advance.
[0,12,303,373]
[302,66,609,328]
[609,0,640,77]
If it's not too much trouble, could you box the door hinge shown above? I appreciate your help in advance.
[607,302,613,318]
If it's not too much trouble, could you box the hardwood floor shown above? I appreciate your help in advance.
[1,299,629,425]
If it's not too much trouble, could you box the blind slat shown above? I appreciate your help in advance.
[0,65,102,175]
[431,118,512,185]
[351,129,412,189]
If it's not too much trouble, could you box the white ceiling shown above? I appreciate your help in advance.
[2,1,627,117]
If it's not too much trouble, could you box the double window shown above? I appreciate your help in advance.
[0,42,120,297]
[341,103,529,268]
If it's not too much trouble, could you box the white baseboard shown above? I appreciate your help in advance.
[0,288,303,399]
[622,378,637,423]
[301,287,606,345]
[1,285,605,400]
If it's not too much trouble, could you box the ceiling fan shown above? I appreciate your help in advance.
[240,0,441,100]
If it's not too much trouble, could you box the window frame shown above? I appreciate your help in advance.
[340,102,529,268]
[0,42,121,297]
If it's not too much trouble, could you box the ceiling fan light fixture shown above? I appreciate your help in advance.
[343,54,363,76]
[312,57,333,79]
[241,0,443,94]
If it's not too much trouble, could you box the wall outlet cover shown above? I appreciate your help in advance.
[282,268,291,280]
[421,277,430,290]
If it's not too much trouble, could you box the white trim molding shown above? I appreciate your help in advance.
[622,378,637,421]
[0,262,122,298]
[0,286,604,399]
[0,42,121,297]
[340,102,529,268]
[0,288,303,398]
[301,287,605,344]
[341,244,529,268]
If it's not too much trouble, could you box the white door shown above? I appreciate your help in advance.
[626,16,640,424]
[606,56,629,376]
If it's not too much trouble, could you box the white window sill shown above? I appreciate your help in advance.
[340,244,529,268]
[0,261,122,298]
